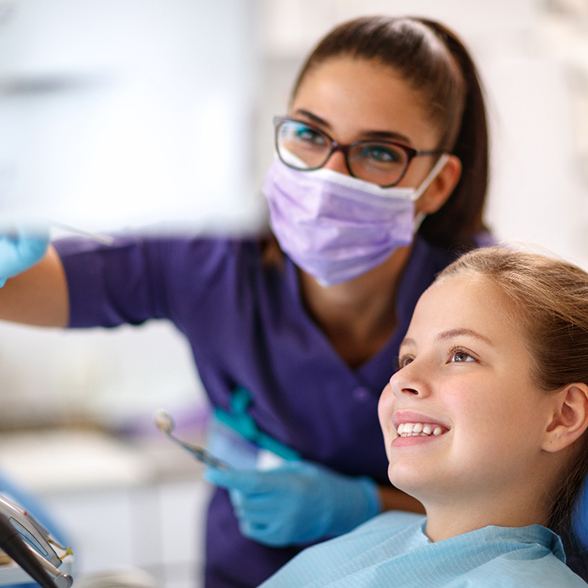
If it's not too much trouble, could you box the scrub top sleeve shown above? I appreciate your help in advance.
[54,236,173,328]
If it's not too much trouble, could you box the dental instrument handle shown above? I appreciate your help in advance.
[172,436,231,470]
[154,409,231,469]
[51,221,114,246]
[0,511,59,588]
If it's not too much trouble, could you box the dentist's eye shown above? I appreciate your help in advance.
[293,125,326,146]
[398,354,414,369]
[448,347,477,363]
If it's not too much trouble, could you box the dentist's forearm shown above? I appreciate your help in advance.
[378,485,425,514]
[0,246,69,327]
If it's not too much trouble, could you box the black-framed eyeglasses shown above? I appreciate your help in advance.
[273,116,445,188]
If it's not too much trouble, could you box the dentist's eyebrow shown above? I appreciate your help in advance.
[292,108,412,144]
[436,328,494,346]
[293,109,331,128]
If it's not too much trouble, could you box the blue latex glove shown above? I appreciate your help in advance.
[0,229,49,287]
[205,461,381,546]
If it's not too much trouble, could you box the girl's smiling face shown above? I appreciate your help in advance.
[378,273,556,507]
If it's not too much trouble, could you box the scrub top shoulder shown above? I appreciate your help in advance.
[54,234,466,587]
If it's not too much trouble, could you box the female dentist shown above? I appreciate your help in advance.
[0,16,491,588]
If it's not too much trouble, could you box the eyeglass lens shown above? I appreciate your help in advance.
[276,119,410,186]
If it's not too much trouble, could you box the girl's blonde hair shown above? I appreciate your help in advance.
[438,246,588,564]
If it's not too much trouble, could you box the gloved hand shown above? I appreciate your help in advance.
[0,229,49,287]
[205,460,381,546]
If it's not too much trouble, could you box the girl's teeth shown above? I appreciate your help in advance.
[396,422,446,437]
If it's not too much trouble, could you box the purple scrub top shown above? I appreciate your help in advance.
[54,234,464,587]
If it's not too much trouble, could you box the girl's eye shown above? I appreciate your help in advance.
[398,354,414,369]
[448,349,477,363]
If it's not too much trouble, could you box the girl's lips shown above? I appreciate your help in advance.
[389,409,451,448]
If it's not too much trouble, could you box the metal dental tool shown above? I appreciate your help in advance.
[154,410,230,470]
[0,511,57,588]
[0,494,73,588]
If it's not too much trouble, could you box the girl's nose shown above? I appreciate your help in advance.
[389,368,431,399]
[399,385,421,396]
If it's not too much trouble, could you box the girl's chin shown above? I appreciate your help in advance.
[387,464,435,499]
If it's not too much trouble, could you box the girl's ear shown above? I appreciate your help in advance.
[542,383,588,453]
[416,155,462,215]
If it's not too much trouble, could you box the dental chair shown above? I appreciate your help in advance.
[570,478,588,581]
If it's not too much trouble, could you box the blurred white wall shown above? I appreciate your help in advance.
[0,0,263,231]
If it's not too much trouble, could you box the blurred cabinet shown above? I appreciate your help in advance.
[42,480,211,588]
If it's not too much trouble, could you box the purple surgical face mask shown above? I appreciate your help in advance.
[262,154,449,286]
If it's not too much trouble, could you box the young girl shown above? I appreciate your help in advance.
[0,16,491,587]
[258,246,588,586]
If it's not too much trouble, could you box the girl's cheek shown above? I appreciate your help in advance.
[378,383,394,427]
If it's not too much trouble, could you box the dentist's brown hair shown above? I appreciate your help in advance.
[291,16,489,251]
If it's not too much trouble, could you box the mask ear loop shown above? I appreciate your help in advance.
[413,211,427,232]
[412,153,451,201]
[411,153,451,232]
